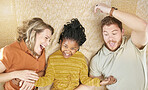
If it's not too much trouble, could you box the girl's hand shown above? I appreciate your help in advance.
[19,81,35,90]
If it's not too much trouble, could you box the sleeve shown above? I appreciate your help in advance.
[89,55,102,77]
[79,56,101,87]
[35,57,55,87]
[128,38,147,58]
[0,47,13,70]
[127,37,147,53]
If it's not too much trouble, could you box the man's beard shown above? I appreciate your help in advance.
[104,38,122,52]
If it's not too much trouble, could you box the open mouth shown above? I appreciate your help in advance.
[40,45,45,50]
[63,52,71,58]
[109,42,115,47]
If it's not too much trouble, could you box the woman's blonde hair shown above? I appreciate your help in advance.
[17,18,54,53]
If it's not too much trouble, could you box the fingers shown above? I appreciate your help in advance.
[94,4,98,13]
[26,70,38,76]
[25,73,39,82]
[100,75,117,86]
[94,4,101,13]
[20,81,26,90]
[19,80,24,87]
[112,77,117,84]
[107,76,117,85]
[20,81,35,90]
[17,70,39,83]
[94,3,111,14]
[23,77,38,83]
[26,82,34,90]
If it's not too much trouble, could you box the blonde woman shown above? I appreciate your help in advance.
[0,18,54,90]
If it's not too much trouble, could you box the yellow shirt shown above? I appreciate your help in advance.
[35,50,100,90]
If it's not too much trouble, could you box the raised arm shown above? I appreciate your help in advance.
[95,3,148,49]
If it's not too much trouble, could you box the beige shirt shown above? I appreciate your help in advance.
[90,37,147,90]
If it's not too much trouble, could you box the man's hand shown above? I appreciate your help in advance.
[94,3,111,14]
[100,76,117,86]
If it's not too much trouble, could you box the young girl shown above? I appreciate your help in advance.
[35,18,116,90]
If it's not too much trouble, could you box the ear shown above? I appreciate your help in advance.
[77,47,80,51]
[121,29,124,36]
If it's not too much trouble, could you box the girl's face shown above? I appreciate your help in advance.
[60,39,79,58]
[34,29,52,56]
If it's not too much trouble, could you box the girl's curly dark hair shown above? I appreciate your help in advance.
[59,18,86,46]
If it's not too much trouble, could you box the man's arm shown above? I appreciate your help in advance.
[112,8,148,49]
[95,3,148,49]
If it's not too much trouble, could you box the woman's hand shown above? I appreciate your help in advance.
[11,70,39,83]
[100,76,117,86]
[18,70,44,90]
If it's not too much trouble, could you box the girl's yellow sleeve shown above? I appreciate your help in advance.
[35,59,55,87]
[79,57,101,87]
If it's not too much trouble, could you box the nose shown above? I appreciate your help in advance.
[47,41,50,46]
[45,40,50,47]
[65,48,71,53]
[109,35,113,41]
[65,50,71,54]
[66,48,70,51]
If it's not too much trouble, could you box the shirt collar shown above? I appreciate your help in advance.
[19,40,45,59]
[19,40,30,53]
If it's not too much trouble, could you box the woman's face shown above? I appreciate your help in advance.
[60,39,79,58]
[34,29,52,55]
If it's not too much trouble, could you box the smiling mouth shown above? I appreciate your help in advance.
[63,52,71,58]
[40,45,45,50]
[109,42,115,47]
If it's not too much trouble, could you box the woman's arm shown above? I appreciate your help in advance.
[19,70,46,90]
[0,61,39,83]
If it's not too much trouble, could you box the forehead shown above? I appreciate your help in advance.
[62,39,76,44]
[39,29,52,36]
[102,24,121,32]
[62,39,78,46]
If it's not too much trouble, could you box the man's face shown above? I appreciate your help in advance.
[102,24,124,51]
